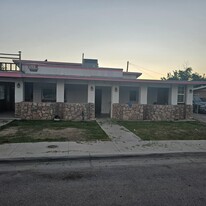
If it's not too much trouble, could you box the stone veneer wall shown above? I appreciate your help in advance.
[143,105,193,120]
[112,104,193,121]
[15,102,95,120]
[112,104,144,120]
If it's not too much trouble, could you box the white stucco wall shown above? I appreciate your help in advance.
[66,84,87,103]
[111,85,119,104]
[171,85,178,105]
[88,83,95,103]
[119,86,139,104]
[186,85,193,105]
[15,80,24,103]
[56,80,64,102]
[139,85,147,104]
[22,65,123,78]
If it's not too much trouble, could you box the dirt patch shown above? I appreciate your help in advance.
[33,128,87,141]
[0,126,87,141]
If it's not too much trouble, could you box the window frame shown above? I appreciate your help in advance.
[42,87,56,102]
[177,86,185,104]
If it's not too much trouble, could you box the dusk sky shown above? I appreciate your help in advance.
[1,0,206,79]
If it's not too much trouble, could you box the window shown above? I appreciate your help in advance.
[42,88,56,102]
[0,85,5,100]
[129,90,137,102]
[177,86,185,104]
[24,83,33,102]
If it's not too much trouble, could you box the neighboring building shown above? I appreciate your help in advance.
[193,86,206,101]
[0,54,205,120]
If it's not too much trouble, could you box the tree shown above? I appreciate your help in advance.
[161,68,206,81]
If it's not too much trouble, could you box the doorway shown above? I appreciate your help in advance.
[95,89,102,117]
[0,82,15,114]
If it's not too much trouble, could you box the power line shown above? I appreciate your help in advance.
[129,62,165,76]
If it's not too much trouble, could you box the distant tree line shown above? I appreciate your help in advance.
[161,67,206,81]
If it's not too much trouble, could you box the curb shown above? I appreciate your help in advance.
[0,151,206,164]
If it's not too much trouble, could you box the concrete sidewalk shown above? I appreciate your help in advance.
[0,119,206,162]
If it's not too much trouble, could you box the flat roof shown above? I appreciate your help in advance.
[13,59,123,72]
[1,71,206,85]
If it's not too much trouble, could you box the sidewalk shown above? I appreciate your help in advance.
[0,119,206,162]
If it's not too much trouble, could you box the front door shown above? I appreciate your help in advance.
[95,89,102,117]
[0,82,15,112]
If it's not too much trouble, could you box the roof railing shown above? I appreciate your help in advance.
[0,62,20,71]
[0,51,21,71]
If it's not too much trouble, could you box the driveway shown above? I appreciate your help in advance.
[193,113,206,123]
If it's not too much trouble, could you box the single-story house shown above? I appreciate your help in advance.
[1,54,206,120]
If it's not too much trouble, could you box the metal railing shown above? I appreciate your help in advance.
[0,51,21,71]
[0,62,20,71]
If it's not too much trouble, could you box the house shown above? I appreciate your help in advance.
[1,52,205,121]
[193,86,206,101]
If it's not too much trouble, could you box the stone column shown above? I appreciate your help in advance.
[56,80,65,102]
[111,85,119,118]
[88,83,95,103]
[139,85,147,104]
[171,85,178,105]
[15,80,24,103]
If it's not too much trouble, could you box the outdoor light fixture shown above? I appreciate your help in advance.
[189,89,193,93]
[115,87,118,92]
[17,83,20,88]
[90,86,94,91]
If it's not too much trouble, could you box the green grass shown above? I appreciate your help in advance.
[118,121,206,140]
[0,120,109,144]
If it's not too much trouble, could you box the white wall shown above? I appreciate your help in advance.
[22,65,123,78]
[88,83,95,103]
[15,80,24,103]
[66,84,87,103]
[171,85,178,105]
[139,85,147,104]
[119,86,139,104]
[56,80,64,102]
[186,85,193,105]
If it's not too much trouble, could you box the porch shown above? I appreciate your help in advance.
[0,77,194,120]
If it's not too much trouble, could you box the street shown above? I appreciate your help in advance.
[0,154,206,206]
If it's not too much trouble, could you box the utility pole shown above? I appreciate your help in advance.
[82,53,84,63]
[126,61,129,72]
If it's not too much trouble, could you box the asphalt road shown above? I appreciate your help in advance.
[0,154,206,206]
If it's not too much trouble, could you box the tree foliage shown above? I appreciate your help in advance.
[161,68,206,81]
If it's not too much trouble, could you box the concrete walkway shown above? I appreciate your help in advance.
[0,119,206,162]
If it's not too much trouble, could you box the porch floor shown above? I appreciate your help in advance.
[0,111,15,120]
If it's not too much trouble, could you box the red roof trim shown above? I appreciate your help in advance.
[1,72,206,85]
[0,72,22,78]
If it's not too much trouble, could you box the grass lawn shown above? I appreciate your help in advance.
[118,121,206,140]
[0,120,109,144]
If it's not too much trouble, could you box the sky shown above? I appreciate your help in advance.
[0,0,206,79]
